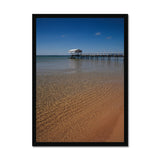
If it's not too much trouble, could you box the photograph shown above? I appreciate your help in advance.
[2,0,160,159]
[33,14,128,146]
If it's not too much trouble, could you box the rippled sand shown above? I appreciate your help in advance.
[36,71,124,142]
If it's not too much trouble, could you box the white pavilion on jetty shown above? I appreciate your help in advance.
[68,49,82,55]
[68,48,124,59]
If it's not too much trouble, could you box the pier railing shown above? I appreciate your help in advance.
[70,52,124,59]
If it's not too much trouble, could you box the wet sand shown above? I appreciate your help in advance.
[36,71,124,142]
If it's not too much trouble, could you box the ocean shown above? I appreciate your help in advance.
[36,55,124,76]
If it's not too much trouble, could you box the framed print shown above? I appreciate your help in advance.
[32,14,128,146]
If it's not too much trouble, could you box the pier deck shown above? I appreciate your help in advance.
[70,53,124,59]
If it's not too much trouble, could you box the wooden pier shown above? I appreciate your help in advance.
[70,52,124,59]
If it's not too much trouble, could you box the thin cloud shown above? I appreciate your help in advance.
[61,35,65,37]
[95,32,101,36]
[106,36,112,39]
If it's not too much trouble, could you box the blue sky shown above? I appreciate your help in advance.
[36,18,124,55]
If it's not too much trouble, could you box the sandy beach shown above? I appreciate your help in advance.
[36,69,124,142]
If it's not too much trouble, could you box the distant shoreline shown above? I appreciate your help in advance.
[36,55,70,57]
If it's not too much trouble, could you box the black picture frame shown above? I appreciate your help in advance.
[32,14,128,146]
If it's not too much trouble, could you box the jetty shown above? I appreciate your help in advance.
[68,49,124,59]
[70,53,124,59]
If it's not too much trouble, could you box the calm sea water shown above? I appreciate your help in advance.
[36,55,124,76]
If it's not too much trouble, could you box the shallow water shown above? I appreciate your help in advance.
[36,55,124,76]
[36,55,124,142]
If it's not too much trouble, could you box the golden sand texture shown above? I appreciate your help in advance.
[36,72,124,142]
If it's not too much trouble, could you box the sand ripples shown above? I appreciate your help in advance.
[36,72,124,142]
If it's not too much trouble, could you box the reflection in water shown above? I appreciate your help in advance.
[68,57,124,74]
[36,56,124,76]
[69,59,82,72]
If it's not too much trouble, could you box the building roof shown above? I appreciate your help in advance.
[68,49,82,53]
